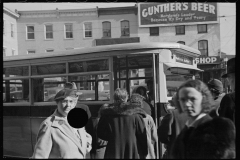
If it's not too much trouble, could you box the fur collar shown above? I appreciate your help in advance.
[100,102,147,118]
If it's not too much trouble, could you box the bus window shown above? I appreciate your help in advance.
[31,63,66,75]
[3,79,29,103]
[4,66,29,77]
[69,74,109,101]
[33,77,66,102]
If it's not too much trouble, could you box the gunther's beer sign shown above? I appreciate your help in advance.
[138,3,218,27]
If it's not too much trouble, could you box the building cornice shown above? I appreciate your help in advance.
[3,7,20,19]
[98,6,137,16]
[18,8,97,18]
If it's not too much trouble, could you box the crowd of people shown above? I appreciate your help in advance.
[31,58,235,159]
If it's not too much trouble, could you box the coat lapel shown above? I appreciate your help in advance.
[51,110,85,155]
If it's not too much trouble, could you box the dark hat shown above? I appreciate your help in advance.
[54,88,81,101]
[207,79,223,93]
[222,58,235,78]
[64,82,77,89]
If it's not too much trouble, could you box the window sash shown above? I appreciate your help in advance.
[150,27,159,36]
[46,25,53,39]
[27,26,35,39]
[177,41,185,45]
[198,24,207,33]
[11,24,14,37]
[28,50,36,54]
[176,26,185,35]
[121,21,130,36]
[84,23,92,37]
[65,24,73,38]
[102,22,111,37]
[198,40,208,56]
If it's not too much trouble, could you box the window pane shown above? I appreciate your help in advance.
[28,33,35,39]
[65,24,72,31]
[85,23,92,30]
[31,63,66,75]
[4,66,29,77]
[85,31,92,37]
[198,24,207,33]
[28,50,35,54]
[33,77,66,102]
[46,32,53,39]
[176,26,185,34]
[177,41,185,45]
[69,74,109,101]
[3,79,29,103]
[150,27,159,36]
[66,32,73,38]
[46,25,53,32]
[128,55,153,67]
[69,59,109,73]
[27,26,34,32]
[129,68,152,78]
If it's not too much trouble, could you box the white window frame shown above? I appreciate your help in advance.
[45,24,53,40]
[11,23,14,38]
[26,25,35,40]
[84,22,92,38]
[46,48,54,52]
[27,50,36,54]
[64,23,73,39]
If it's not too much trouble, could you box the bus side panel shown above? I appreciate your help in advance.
[3,106,32,158]
[30,105,56,152]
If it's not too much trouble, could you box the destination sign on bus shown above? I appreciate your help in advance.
[174,53,193,65]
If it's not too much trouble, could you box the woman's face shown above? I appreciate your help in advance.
[178,87,203,117]
[57,96,77,117]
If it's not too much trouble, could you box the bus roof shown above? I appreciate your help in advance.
[3,42,201,62]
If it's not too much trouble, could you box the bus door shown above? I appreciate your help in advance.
[156,49,202,158]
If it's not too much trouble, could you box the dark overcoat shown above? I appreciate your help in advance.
[97,102,148,159]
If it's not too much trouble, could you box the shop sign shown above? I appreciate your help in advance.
[174,53,193,65]
[138,2,218,27]
[195,56,220,64]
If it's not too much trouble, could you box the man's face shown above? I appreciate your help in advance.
[227,73,235,91]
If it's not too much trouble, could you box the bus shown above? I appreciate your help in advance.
[3,42,201,158]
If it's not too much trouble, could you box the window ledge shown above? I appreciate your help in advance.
[64,38,74,40]
[83,37,93,40]
[44,39,54,41]
[26,39,35,41]
[150,35,159,36]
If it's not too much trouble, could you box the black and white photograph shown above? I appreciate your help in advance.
[3,2,235,159]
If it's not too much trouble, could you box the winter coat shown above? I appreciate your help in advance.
[97,102,148,159]
[218,92,235,123]
[32,110,92,158]
[158,109,190,158]
[143,114,158,159]
[170,114,212,159]
[186,117,235,159]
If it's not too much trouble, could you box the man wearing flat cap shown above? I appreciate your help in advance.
[207,79,225,117]
[32,88,92,158]
[218,58,235,123]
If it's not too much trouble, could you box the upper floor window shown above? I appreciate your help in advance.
[150,27,159,36]
[176,25,185,35]
[3,47,6,57]
[121,20,130,37]
[177,41,185,45]
[46,49,54,52]
[26,25,35,40]
[198,40,208,56]
[84,22,92,38]
[65,24,73,39]
[27,50,36,54]
[198,24,207,33]
[45,24,53,39]
[102,21,111,38]
[11,23,14,37]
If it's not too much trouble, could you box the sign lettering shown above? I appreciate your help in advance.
[195,56,220,64]
[138,3,218,27]
[174,53,193,65]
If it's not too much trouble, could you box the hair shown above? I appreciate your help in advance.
[173,79,214,114]
[135,86,147,99]
[113,88,128,103]
[129,93,144,108]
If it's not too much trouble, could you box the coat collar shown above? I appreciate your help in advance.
[51,110,85,156]
[100,102,147,117]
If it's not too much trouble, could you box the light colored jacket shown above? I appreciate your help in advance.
[32,110,92,159]
[143,114,158,159]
